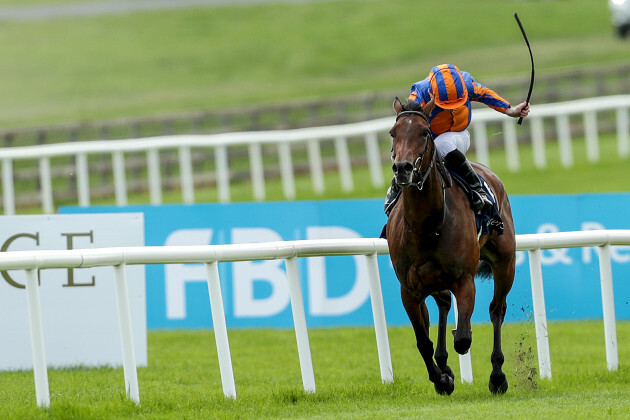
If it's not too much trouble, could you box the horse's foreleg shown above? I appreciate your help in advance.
[488,262,515,394]
[402,288,454,395]
[452,275,476,355]
[432,291,454,380]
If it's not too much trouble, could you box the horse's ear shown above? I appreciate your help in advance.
[393,97,403,114]
[423,95,435,116]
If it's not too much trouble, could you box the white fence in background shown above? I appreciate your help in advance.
[1,96,629,215]
[1,230,627,408]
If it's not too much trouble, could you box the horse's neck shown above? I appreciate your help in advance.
[402,170,445,230]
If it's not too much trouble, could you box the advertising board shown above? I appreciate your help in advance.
[61,193,630,329]
[0,213,146,370]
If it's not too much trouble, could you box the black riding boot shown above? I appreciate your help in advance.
[384,178,401,216]
[444,149,492,212]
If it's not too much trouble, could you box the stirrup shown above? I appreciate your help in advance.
[472,190,492,212]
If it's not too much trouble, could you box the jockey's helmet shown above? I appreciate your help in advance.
[429,64,468,110]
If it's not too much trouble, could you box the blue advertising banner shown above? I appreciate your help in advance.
[61,193,630,330]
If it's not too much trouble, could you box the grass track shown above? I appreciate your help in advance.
[0,321,628,418]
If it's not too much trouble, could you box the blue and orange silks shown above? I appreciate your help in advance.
[408,64,511,137]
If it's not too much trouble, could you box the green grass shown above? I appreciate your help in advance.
[0,0,627,129]
[0,321,628,418]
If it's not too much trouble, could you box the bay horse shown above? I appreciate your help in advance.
[386,97,516,395]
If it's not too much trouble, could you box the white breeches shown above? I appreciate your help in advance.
[434,129,471,157]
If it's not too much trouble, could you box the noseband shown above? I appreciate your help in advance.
[394,110,437,191]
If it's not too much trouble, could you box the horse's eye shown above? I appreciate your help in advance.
[389,130,394,138]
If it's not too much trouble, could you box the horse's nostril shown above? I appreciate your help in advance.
[393,162,413,175]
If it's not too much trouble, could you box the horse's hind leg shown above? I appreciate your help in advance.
[432,291,454,380]
[488,259,515,394]
[401,288,454,395]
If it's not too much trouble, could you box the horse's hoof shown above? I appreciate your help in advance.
[434,373,455,395]
[442,365,455,381]
[489,375,509,395]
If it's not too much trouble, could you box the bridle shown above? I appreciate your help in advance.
[394,110,438,191]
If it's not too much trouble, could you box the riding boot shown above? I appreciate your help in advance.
[384,178,401,216]
[443,149,492,212]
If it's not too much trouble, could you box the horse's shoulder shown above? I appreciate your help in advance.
[470,161,493,176]
[471,162,505,192]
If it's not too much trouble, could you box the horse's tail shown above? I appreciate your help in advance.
[476,260,493,280]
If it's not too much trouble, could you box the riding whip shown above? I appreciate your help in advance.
[514,12,534,125]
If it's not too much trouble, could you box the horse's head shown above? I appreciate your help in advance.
[390,97,435,188]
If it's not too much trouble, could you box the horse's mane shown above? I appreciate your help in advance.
[401,100,424,113]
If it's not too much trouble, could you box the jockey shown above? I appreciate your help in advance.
[385,64,530,215]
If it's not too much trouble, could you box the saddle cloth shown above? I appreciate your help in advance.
[448,169,504,237]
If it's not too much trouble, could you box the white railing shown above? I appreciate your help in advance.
[1,96,629,215]
[517,230,627,378]
[1,230,627,407]
[472,95,630,171]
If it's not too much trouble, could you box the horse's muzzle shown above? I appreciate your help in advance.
[393,161,414,187]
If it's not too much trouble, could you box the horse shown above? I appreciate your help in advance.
[386,97,516,395]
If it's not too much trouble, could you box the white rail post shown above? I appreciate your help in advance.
[147,149,162,205]
[113,264,140,404]
[597,244,619,371]
[528,249,552,379]
[205,261,237,399]
[2,158,15,215]
[452,294,473,383]
[178,146,195,204]
[529,117,546,169]
[616,106,629,158]
[556,114,573,168]
[365,132,384,189]
[284,257,316,393]
[365,253,393,383]
[25,268,50,408]
[278,142,296,200]
[76,153,90,207]
[112,151,128,206]
[248,143,266,201]
[472,121,489,167]
[584,110,599,163]
[334,136,354,193]
[215,145,230,203]
[307,139,325,195]
[503,119,520,172]
[38,157,54,214]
